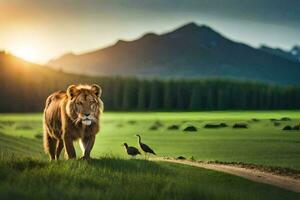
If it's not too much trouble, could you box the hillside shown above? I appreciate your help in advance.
[48,22,300,85]
[0,52,96,112]
[1,52,300,112]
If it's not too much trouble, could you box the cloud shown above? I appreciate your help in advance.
[2,0,300,26]
[1,0,299,63]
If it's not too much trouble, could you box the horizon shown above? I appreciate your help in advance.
[1,0,300,64]
[5,22,295,65]
[2,21,300,65]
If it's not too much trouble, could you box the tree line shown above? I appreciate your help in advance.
[102,77,300,111]
[2,52,300,112]
[2,74,300,112]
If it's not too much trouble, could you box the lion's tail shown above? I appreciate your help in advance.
[43,110,51,154]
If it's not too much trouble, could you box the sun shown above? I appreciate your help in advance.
[10,45,39,62]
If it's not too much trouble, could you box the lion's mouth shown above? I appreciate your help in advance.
[82,119,92,126]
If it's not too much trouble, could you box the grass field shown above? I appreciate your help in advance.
[0,111,299,199]
[1,111,299,169]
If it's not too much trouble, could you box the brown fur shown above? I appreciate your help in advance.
[43,84,104,160]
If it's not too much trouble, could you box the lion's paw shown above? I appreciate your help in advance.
[79,156,91,161]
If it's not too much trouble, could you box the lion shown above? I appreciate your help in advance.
[43,84,104,160]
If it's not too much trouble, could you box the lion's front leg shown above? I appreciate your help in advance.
[63,135,76,159]
[55,139,64,160]
[80,135,95,160]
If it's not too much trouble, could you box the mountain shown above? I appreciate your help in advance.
[1,51,300,112]
[260,45,300,63]
[47,22,299,85]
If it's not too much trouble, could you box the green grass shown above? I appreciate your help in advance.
[0,111,300,169]
[0,155,299,200]
[0,111,300,199]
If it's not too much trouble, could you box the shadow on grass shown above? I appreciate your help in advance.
[0,152,169,175]
[85,156,170,174]
[0,132,43,156]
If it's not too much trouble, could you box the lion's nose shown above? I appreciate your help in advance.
[84,113,90,117]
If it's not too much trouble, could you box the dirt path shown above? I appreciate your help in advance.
[152,157,300,193]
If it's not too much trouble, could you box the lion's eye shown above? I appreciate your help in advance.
[91,104,97,110]
[76,102,83,105]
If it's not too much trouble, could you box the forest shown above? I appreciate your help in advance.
[1,53,300,112]
[2,75,300,112]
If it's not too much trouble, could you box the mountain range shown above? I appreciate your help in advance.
[259,45,300,63]
[48,22,300,85]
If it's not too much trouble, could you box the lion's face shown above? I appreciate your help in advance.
[66,84,103,126]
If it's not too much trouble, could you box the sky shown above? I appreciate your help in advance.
[1,0,300,64]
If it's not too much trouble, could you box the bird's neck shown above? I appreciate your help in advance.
[138,137,141,143]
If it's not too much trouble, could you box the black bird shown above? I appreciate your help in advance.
[136,134,156,155]
[123,143,141,157]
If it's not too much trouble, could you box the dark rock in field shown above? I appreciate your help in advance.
[155,120,163,125]
[128,120,137,124]
[153,121,163,127]
[204,124,220,128]
[283,125,292,130]
[177,156,186,160]
[232,123,248,128]
[273,121,281,126]
[252,118,260,122]
[149,121,164,130]
[204,123,228,128]
[35,133,43,139]
[116,123,123,128]
[149,125,159,130]
[183,126,197,132]
[270,118,291,123]
[281,117,292,121]
[220,123,228,127]
[167,125,180,130]
[292,125,300,130]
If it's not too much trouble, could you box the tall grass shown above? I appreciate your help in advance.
[0,154,299,200]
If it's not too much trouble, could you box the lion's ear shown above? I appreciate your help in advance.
[91,84,102,98]
[67,85,78,99]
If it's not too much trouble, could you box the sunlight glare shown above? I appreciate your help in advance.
[10,44,39,62]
